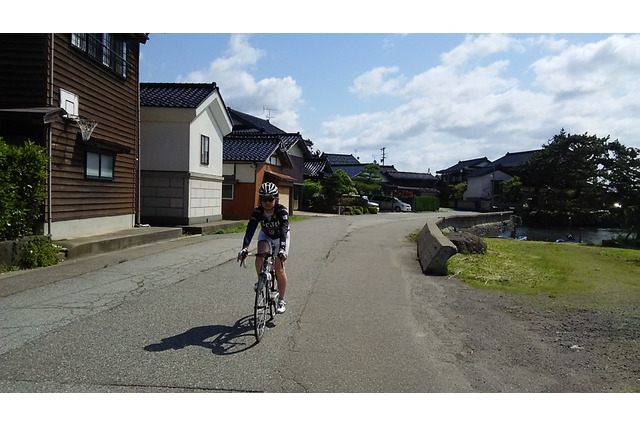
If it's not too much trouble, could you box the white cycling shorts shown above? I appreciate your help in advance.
[258,229,290,257]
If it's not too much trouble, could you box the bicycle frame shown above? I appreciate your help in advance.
[241,244,279,342]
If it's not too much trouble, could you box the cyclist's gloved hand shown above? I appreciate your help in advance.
[278,250,287,261]
[238,248,248,262]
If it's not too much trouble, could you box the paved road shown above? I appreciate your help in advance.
[0,211,470,392]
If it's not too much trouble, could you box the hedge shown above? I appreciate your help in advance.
[414,196,439,212]
[0,137,48,240]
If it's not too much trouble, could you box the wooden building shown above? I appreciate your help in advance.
[0,33,148,239]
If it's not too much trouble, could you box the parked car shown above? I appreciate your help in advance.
[371,196,412,212]
[340,194,379,212]
[362,196,379,212]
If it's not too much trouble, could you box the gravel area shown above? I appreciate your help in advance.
[419,275,640,392]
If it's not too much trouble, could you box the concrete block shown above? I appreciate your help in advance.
[417,221,458,276]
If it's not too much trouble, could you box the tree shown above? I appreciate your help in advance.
[451,181,467,201]
[302,180,325,211]
[522,130,609,212]
[522,129,640,238]
[325,169,356,206]
[499,176,522,203]
[600,140,640,240]
[353,163,382,197]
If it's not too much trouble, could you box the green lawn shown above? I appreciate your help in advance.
[447,238,640,310]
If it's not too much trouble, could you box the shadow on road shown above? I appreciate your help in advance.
[143,315,259,355]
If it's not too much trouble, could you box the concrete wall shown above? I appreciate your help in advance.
[417,212,514,275]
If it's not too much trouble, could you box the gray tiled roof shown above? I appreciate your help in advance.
[436,157,490,174]
[333,164,365,178]
[140,82,217,108]
[489,150,539,167]
[228,108,286,134]
[322,153,361,166]
[223,135,281,162]
[304,158,327,177]
[385,171,438,181]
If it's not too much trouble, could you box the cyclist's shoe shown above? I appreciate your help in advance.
[276,299,286,314]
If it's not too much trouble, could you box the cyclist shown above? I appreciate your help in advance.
[238,182,290,314]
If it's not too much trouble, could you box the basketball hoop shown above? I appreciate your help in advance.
[74,116,98,141]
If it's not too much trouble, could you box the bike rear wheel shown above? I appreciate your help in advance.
[254,277,268,342]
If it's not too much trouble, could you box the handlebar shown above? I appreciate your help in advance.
[239,251,284,268]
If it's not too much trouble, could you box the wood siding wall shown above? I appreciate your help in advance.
[48,34,141,221]
[1,34,143,224]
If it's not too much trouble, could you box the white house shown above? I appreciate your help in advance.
[463,150,538,202]
[464,167,513,201]
[140,83,233,225]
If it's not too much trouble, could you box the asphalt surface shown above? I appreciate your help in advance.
[1,212,466,393]
[3,211,635,425]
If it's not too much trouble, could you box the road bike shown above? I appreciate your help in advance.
[240,245,280,342]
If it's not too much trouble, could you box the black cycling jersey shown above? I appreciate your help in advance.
[243,204,290,252]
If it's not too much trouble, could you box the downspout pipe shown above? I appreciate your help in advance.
[136,76,141,226]
[47,33,54,236]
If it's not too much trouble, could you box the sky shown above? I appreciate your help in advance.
[14,1,640,175]
[139,32,640,174]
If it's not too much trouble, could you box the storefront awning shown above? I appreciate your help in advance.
[265,170,297,184]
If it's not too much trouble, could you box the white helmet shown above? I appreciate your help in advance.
[259,182,279,197]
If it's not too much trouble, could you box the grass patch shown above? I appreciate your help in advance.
[208,215,307,235]
[447,238,640,309]
[212,224,247,235]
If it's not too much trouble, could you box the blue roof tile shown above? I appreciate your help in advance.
[140,82,217,108]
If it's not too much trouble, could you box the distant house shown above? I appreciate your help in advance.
[139,82,233,225]
[381,170,440,197]
[0,33,148,239]
[463,150,539,202]
[308,153,439,197]
[222,109,312,219]
[436,157,491,185]
[303,153,355,182]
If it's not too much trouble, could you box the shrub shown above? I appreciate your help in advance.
[368,206,378,214]
[415,196,439,211]
[19,236,60,269]
[0,137,48,240]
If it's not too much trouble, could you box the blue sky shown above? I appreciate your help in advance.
[140,32,640,173]
[16,1,639,174]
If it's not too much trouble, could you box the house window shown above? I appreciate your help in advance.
[71,33,128,78]
[222,184,234,200]
[71,33,86,51]
[200,135,210,165]
[86,151,114,180]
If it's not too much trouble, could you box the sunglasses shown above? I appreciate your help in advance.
[260,196,275,202]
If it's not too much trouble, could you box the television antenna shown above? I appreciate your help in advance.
[263,106,277,121]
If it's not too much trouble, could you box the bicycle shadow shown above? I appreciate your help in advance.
[143,315,259,355]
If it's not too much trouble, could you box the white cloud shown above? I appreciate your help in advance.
[179,34,304,132]
[350,66,406,97]
[441,33,519,67]
[316,34,640,173]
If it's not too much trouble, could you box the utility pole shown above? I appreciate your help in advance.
[380,147,386,165]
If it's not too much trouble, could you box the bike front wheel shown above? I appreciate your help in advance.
[254,278,268,342]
